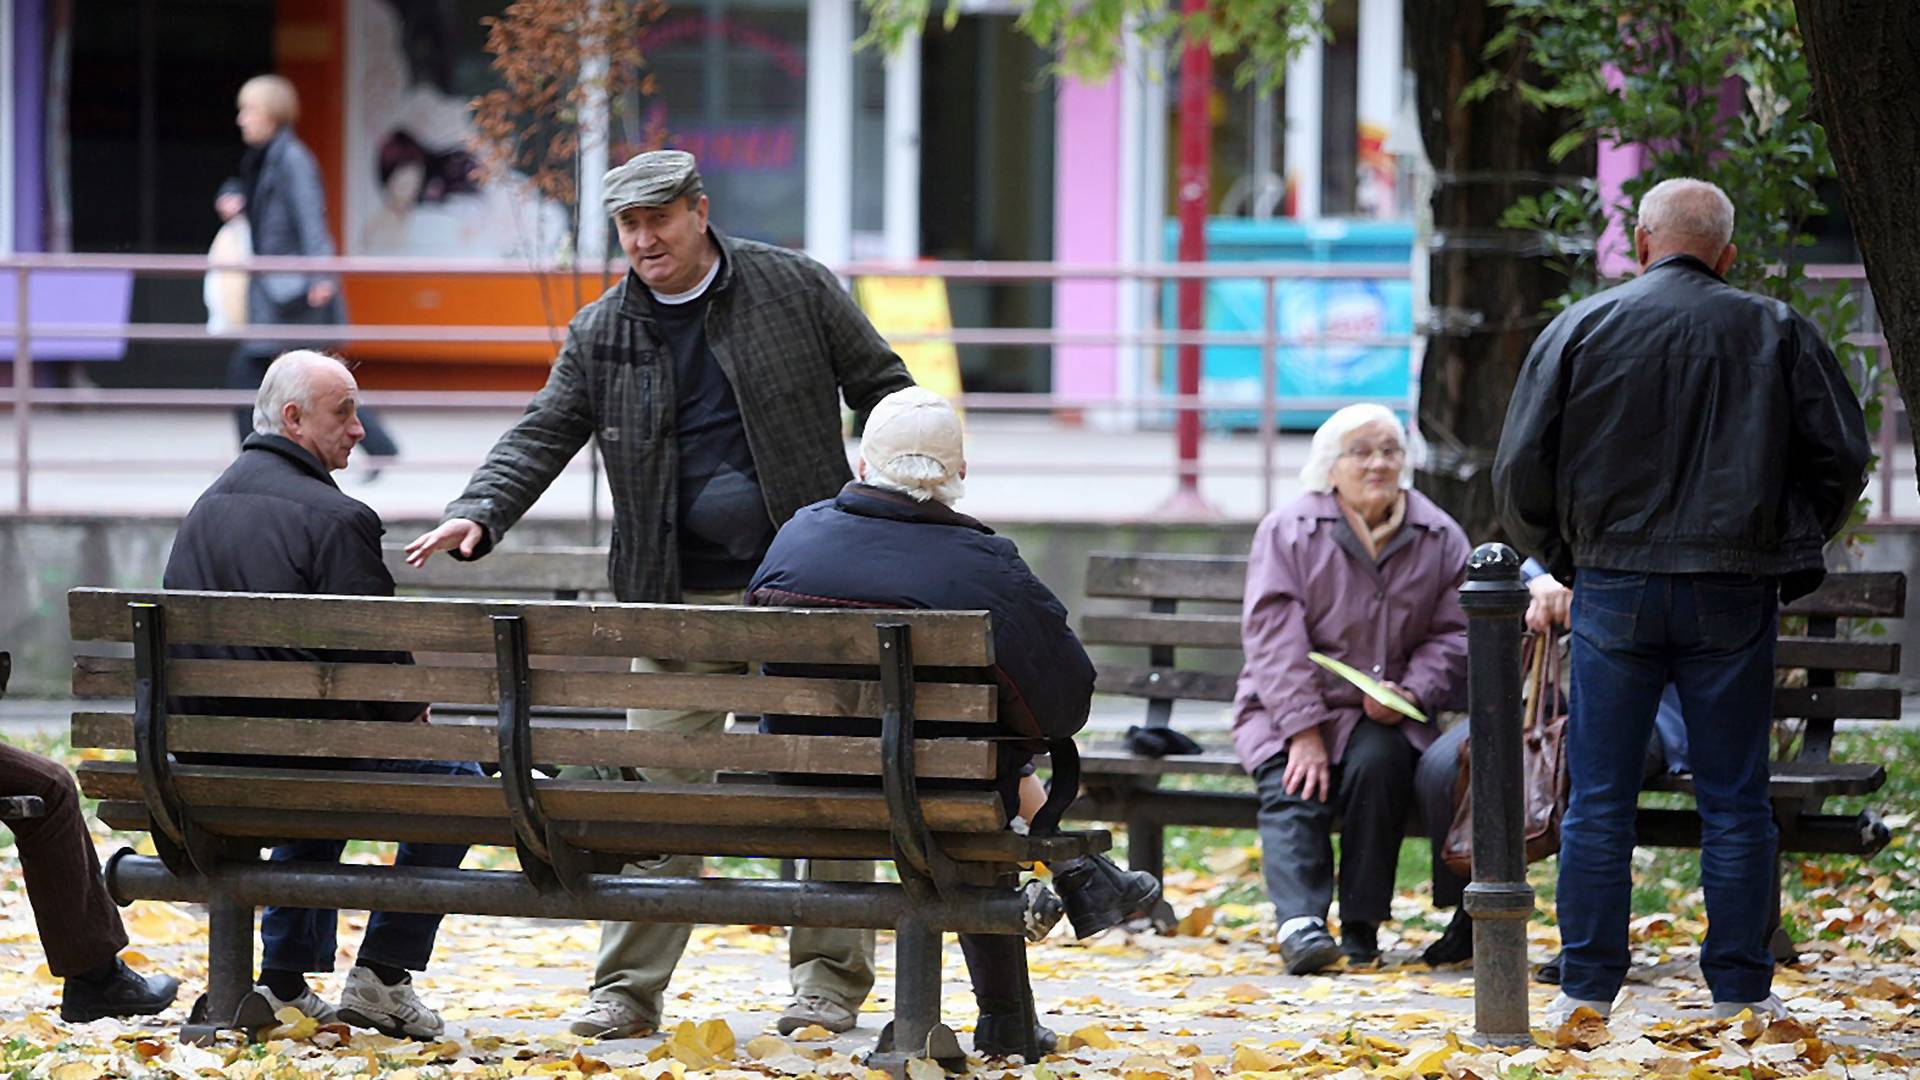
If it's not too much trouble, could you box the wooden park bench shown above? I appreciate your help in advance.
[1,650,49,822]
[1067,552,1900,937]
[67,588,1106,1066]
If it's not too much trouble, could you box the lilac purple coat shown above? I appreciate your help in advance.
[1231,489,1470,774]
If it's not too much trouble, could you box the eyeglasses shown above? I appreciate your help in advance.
[1340,445,1406,465]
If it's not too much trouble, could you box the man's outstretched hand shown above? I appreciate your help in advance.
[403,518,484,567]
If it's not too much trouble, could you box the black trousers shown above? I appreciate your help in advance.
[1254,719,1417,925]
[1,743,126,977]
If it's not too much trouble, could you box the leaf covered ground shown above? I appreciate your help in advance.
[4,728,1918,1079]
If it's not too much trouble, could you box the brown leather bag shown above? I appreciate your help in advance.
[1441,631,1570,878]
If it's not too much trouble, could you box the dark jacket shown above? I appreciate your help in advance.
[1493,255,1870,598]
[162,434,420,724]
[444,228,914,603]
[241,128,343,327]
[745,484,1096,740]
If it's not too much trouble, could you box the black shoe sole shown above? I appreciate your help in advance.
[58,996,175,1024]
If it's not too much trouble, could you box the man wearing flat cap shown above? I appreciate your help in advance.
[405,149,913,1038]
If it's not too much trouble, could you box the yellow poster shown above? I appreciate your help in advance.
[854,276,965,411]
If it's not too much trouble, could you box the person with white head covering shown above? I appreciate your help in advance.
[745,387,1165,1058]
[1232,404,1471,975]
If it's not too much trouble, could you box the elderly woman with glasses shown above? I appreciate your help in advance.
[1233,403,1470,976]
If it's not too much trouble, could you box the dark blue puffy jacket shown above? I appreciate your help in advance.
[746,483,1095,739]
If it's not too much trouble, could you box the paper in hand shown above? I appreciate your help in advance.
[1307,651,1428,722]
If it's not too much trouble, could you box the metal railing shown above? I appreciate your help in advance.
[3,253,1904,520]
[0,252,1416,518]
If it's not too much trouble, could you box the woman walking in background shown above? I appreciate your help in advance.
[224,74,399,465]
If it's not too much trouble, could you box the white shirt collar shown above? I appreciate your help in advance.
[649,256,721,306]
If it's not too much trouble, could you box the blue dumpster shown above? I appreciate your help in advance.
[1160,219,1414,429]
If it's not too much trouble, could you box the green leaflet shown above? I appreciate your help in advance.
[1306,651,1427,722]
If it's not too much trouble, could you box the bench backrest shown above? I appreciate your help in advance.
[68,588,1013,866]
[1081,553,1906,748]
[381,546,611,600]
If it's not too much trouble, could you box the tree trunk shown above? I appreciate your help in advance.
[1794,1,1920,474]
[1406,0,1580,541]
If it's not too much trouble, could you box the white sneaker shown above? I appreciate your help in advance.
[1543,991,1614,1027]
[566,992,657,1039]
[1711,994,1790,1020]
[336,965,444,1040]
[256,983,340,1025]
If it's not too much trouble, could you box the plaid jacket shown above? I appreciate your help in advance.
[445,228,913,602]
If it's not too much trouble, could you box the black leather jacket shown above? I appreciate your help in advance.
[1493,255,1870,600]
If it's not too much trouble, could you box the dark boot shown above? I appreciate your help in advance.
[1422,909,1473,966]
[974,1012,1059,1059]
[60,957,180,1023]
[1051,855,1162,939]
[1535,950,1563,984]
[1340,920,1380,964]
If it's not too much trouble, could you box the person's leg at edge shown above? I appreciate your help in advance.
[1668,574,1779,1006]
[1559,570,1670,1005]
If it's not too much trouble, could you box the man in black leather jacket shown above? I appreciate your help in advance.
[1493,178,1869,1026]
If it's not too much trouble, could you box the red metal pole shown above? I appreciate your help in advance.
[1160,0,1216,517]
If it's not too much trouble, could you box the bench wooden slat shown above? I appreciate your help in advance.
[68,590,995,667]
[1085,553,1246,603]
[1075,750,1246,778]
[1773,636,1900,673]
[70,713,1000,780]
[71,656,996,725]
[1783,571,1906,618]
[1093,664,1238,702]
[1773,685,1901,720]
[92,800,1105,864]
[1080,613,1242,649]
[1643,760,1886,799]
[382,547,609,594]
[77,761,1007,832]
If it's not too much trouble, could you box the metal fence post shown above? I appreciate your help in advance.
[14,266,31,512]
[1457,541,1535,1045]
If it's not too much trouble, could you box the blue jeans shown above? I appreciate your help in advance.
[259,758,482,974]
[1561,569,1778,1004]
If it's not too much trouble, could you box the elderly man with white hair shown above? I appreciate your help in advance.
[744,387,1163,1058]
[1495,177,1870,1025]
[163,350,480,1040]
[1232,403,1470,976]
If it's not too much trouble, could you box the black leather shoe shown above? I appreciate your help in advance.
[60,958,180,1023]
[1340,920,1381,964]
[1280,924,1342,975]
[1422,909,1474,966]
[1052,855,1162,939]
[1535,950,1563,984]
[974,1013,1058,1059]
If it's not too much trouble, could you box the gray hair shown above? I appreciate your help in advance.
[253,350,349,435]
[864,455,966,505]
[1637,178,1735,251]
[1299,403,1414,493]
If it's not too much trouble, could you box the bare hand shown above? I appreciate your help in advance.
[1362,680,1415,725]
[403,518,484,567]
[1526,574,1573,633]
[215,193,245,222]
[307,281,336,307]
[1282,726,1331,802]
[413,705,433,724]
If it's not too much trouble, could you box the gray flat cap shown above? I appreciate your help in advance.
[603,150,704,216]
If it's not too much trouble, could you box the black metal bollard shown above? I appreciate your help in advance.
[1457,542,1536,1045]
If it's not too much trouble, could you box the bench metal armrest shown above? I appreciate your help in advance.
[1028,739,1080,838]
[876,623,963,895]
[492,614,591,897]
